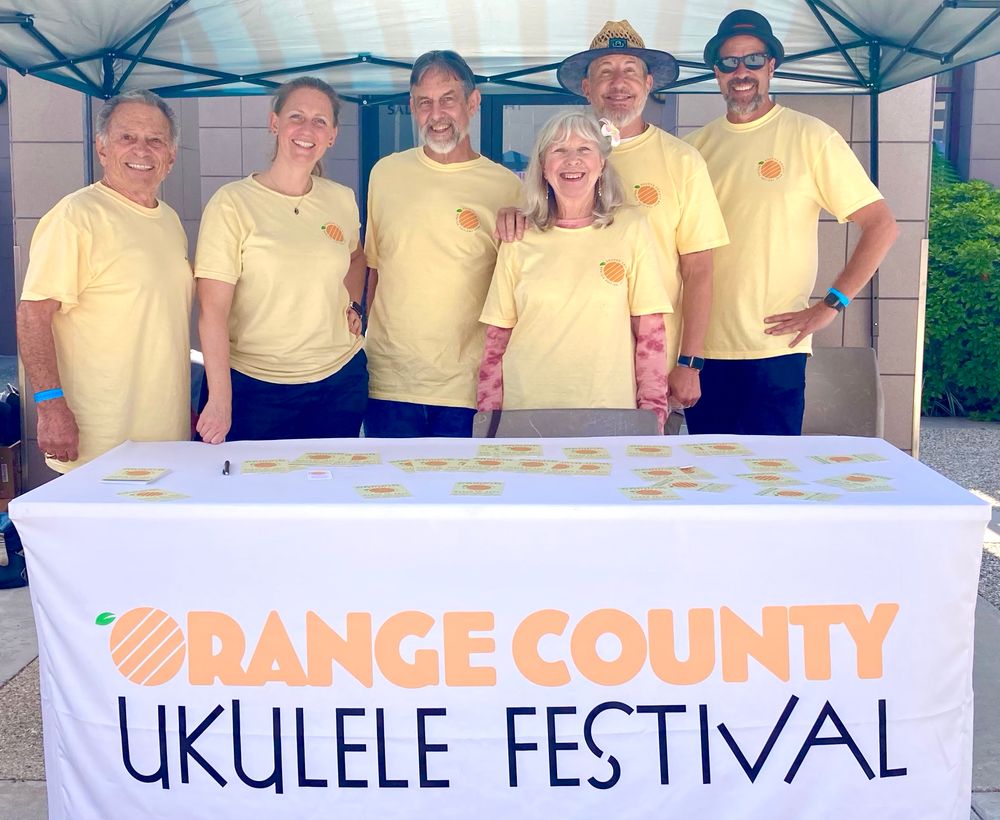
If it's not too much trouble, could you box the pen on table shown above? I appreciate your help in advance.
[222,460,230,476]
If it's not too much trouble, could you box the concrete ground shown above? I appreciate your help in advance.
[0,416,998,819]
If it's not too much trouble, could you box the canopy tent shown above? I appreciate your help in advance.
[0,0,997,103]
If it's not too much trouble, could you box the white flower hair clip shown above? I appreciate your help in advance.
[599,118,621,148]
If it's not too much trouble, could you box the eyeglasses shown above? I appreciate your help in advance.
[715,52,771,73]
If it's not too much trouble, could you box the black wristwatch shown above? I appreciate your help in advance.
[676,355,705,371]
[822,291,846,313]
[349,300,364,319]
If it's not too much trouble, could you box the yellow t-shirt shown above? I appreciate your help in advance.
[479,208,673,410]
[609,125,730,367]
[195,175,363,384]
[365,148,521,408]
[684,104,883,359]
[20,182,192,473]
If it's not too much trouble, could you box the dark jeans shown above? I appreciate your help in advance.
[364,399,475,438]
[685,353,808,436]
[199,350,368,441]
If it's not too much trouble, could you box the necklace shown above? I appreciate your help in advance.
[254,172,310,214]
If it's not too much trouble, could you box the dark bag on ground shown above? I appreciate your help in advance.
[0,513,27,589]
[0,384,19,446]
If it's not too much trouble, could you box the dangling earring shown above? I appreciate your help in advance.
[597,175,603,200]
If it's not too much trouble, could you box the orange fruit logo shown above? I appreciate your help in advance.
[466,484,491,491]
[758,158,783,180]
[321,223,345,242]
[633,183,660,206]
[600,259,627,285]
[104,607,185,686]
[456,208,480,231]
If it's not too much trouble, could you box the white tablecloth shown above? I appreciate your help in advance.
[10,435,990,820]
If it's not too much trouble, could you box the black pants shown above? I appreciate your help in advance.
[199,350,368,441]
[685,354,808,436]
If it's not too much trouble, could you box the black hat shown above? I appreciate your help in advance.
[704,10,785,69]
[558,19,679,97]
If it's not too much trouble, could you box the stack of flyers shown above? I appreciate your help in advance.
[634,465,714,482]
[815,473,895,492]
[808,453,886,465]
[743,458,799,472]
[102,467,170,485]
[755,488,839,502]
[682,442,754,456]
[626,444,672,457]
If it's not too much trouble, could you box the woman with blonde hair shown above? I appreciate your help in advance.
[478,111,672,430]
[195,77,367,443]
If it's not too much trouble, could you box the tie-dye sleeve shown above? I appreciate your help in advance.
[477,325,512,411]
[632,314,668,434]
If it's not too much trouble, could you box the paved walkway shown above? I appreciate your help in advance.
[2,418,998,818]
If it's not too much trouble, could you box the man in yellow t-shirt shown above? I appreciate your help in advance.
[545,21,730,417]
[16,91,192,473]
[364,50,521,437]
[683,10,898,435]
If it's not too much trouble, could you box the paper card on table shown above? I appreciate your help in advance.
[735,472,804,486]
[290,452,346,467]
[808,453,887,465]
[390,459,416,473]
[356,484,411,499]
[240,459,292,474]
[306,470,332,481]
[117,489,188,501]
[626,444,672,457]
[816,473,894,491]
[682,442,754,456]
[634,466,714,482]
[563,447,610,460]
[506,458,557,473]
[411,458,466,472]
[657,479,732,492]
[462,457,507,472]
[341,452,381,466]
[743,458,800,472]
[102,467,170,484]
[477,443,543,457]
[564,461,612,476]
[621,486,681,501]
[755,488,839,502]
[452,481,503,496]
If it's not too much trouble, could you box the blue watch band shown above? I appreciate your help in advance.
[828,287,850,307]
[34,388,64,403]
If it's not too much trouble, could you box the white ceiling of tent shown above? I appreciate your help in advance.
[0,0,996,98]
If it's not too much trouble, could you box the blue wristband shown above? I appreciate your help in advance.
[34,388,64,403]
[828,287,850,307]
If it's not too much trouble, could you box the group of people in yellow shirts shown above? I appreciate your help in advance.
[17,10,899,472]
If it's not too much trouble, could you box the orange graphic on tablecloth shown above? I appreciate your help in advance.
[633,183,661,206]
[758,158,783,180]
[105,607,186,686]
[456,208,481,231]
[600,259,627,285]
[321,223,345,242]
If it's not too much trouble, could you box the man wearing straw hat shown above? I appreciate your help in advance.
[500,21,729,418]
[684,10,898,435]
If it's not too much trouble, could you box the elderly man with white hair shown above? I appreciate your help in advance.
[16,89,192,472]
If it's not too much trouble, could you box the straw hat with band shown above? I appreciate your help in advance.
[703,9,785,69]
[558,20,679,97]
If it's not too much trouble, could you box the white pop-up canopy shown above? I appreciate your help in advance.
[0,0,996,101]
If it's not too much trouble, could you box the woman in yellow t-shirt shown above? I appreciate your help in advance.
[195,77,367,442]
[478,111,672,431]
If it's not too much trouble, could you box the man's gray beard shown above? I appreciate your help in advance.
[420,122,465,156]
[594,97,646,131]
[725,92,765,117]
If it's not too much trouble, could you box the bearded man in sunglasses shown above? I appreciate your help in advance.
[684,10,898,436]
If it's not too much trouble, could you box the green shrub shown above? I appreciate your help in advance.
[923,150,1000,419]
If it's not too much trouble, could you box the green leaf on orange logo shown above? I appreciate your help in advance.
[95,612,116,626]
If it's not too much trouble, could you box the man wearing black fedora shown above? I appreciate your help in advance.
[498,21,729,419]
[684,9,898,435]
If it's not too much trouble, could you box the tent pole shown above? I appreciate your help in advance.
[869,44,881,352]
[83,94,94,184]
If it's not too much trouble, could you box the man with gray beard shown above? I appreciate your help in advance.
[363,50,520,437]
[684,10,898,435]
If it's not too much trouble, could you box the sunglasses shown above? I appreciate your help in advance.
[715,52,771,73]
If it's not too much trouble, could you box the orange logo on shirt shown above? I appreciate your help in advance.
[456,208,481,231]
[633,183,660,206]
[321,223,345,242]
[600,259,627,285]
[757,158,783,180]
